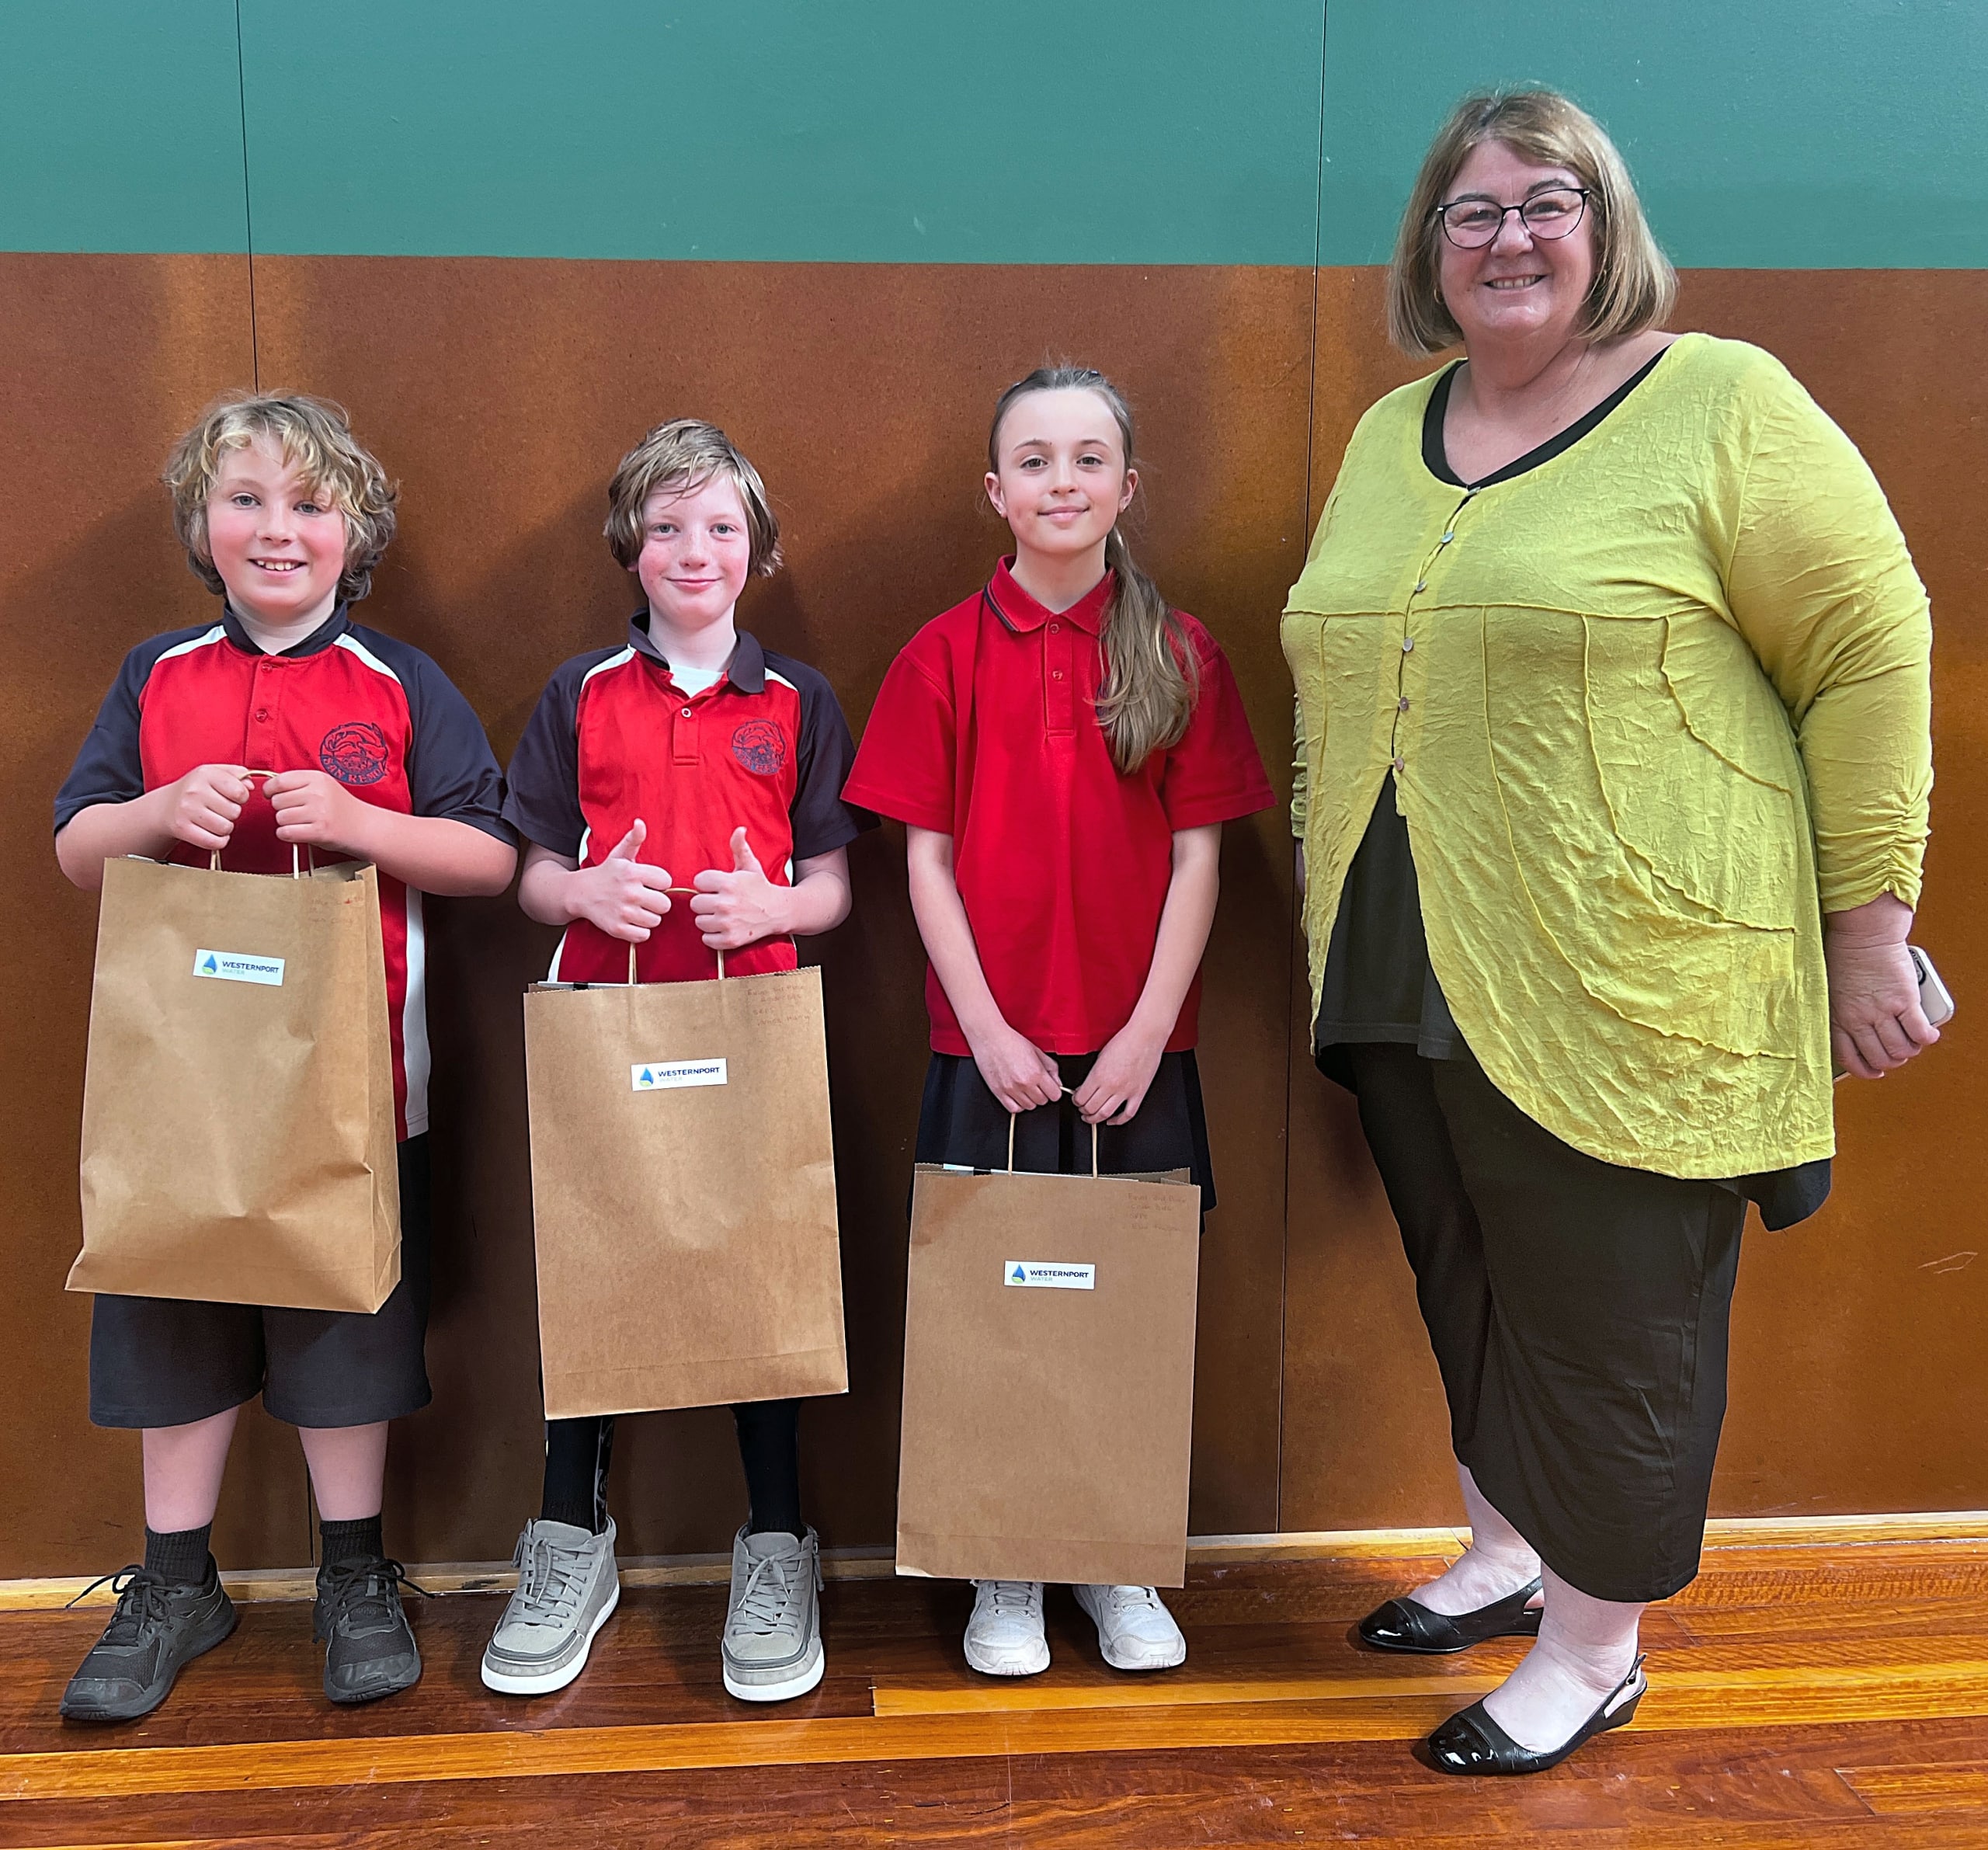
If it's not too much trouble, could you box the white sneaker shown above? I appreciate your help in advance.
[1074,1583,1187,1671]
[480,1518,620,1695]
[721,1526,825,1703]
[964,1580,1049,1676]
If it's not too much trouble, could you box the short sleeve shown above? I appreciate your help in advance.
[54,636,171,834]
[787,667,874,860]
[502,662,589,857]
[1156,627,1274,830]
[1722,359,1933,912]
[401,652,509,840]
[842,649,958,833]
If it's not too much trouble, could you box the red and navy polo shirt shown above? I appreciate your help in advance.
[843,558,1274,1057]
[54,605,510,1141]
[502,615,871,984]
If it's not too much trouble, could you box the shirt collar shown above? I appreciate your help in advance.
[221,602,350,659]
[627,610,767,694]
[984,557,1113,636]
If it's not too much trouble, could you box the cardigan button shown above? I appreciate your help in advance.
[1393,756,1406,773]
[1402,638,1415,653]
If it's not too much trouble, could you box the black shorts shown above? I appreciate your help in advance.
[89,1135,433,1430]
[914,1049,1215,1211]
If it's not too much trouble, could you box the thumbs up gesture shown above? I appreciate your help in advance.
[690,826,787,951]
[571,818,676,942]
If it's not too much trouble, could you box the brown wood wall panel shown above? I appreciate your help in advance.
[4,255,1979,1580]
[1280,267,1988,1530]
[0,254,314,1577]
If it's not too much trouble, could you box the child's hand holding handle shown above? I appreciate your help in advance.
[1071,1024,1166,1128]
[690,826,787,951]
[160,763,253,854]
[968,1021,1063,1116]
[568,819,676,943]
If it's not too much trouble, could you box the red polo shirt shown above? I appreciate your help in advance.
[843,560,1272,1055]
[503,616,870,984]
[54,605,511,1140]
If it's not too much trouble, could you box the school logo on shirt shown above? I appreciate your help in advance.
[319,721,391,786]
[732,719,787,777]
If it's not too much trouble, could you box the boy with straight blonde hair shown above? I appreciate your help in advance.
[485,418,870,1702]
[54,392,514,1720]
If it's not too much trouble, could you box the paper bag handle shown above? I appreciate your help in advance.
[206,772,312,878]
[1005,1090,1100,1179]
[625,888,727,985]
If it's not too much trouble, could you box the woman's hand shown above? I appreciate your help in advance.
[1072,1024,1166,1126]
[1825,893,1939,1080]
[966,1021,1063,1116]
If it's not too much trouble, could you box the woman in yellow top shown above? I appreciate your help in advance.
[1284,89,1936,1776]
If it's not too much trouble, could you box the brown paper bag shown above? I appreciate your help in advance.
[895,1128,1202,1588]
[523,955,847,1418]
[69,854,401,1313]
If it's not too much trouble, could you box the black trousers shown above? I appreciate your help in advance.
[1344,1045,1746,1603]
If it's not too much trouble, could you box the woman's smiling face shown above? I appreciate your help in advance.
[1436,139,1597,353]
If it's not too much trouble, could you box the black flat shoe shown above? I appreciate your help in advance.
[1356,1578,1543,1654]
[1427,1655,1646,1775]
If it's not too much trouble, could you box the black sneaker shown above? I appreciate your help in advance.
[313,1555,424,1704]
[60,1563,238,1723]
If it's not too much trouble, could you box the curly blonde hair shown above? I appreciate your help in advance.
[1388,89,1677,358]
[163,392,398,602]
[604,419,782,578]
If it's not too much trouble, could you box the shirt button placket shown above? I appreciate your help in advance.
[249,656,280,770]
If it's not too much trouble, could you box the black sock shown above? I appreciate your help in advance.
[319,1513,384,1570]
[144,1523,213,1586]
[541,1416,614,1534]
[733,1399,803,1539]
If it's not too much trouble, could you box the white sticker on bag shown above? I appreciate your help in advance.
[631,1059,728,1091]
[1004,1261,1095,1290]
[192,949,285,986]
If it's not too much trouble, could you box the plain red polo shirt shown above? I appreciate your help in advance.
[843,560,1273,1056]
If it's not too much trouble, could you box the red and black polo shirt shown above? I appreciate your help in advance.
[843,559,1274,1056]
[54,605,511,1140]
[502,615,871,984]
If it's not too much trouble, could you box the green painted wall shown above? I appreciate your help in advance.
[1319,0,1988,268]
[4,0,1983,265]
[0,0,248,253]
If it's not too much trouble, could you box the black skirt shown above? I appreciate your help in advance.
[914,1049,1215,1212]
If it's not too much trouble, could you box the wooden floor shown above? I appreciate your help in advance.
[2,1530,1986,1847]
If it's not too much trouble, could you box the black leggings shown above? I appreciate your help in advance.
[540,1400,804,1539]
[1344,1043,1746,1603]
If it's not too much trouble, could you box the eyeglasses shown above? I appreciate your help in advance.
[1433,187,1591,249]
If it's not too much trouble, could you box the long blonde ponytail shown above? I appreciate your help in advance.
[988,366,1200,774]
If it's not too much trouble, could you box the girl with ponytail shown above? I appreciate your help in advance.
[844,365,1272,1679]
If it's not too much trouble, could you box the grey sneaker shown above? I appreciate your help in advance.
[60,1563,238,1722]
[480,1518,620,1695]
[721,1525,824,1702]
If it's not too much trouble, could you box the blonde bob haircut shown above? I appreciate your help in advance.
[163,392,398,603]
[604,419,782,579]
[1387,88,1677,358]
